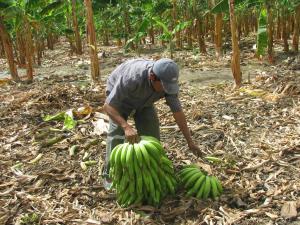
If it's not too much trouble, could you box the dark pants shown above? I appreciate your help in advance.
[103,106,160,177]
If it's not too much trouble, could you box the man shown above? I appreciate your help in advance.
[103,58,201,188]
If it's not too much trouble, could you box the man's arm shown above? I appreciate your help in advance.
[103,103,139,143]
[173,110,202,156]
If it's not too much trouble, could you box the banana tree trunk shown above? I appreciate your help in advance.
[185,0,192,49]
[16,30,26,66]
[84,0,100,82]
[266,1,274,63]
[116,21,122,47]
[36,37,43,66]
[172,0,181,49]
[0,36,5,58]
[289,14,294,34]
[282,8,289,52]
[103,28,110,46]
[196,18,207,54]
[237,15,242,40]
[244,13,250,36]
[47,32,54,50]
[276,10,281,39]
[24,19,34,81]
[228,0,242,88]
[124,3,131,43]
[215,13,223,58]
[253,13,258,32]
[66,5,76,55]
[292,4,300,53]
[0,19,20,81]
[71,0,83,54]
[149,25,155,45]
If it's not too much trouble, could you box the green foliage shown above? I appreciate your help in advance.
[124,17,151,50]
[40,0,64,15]
[256,8,268,56]
[20,213,39,225]
[210,0,258,14]
[0,0,14,9]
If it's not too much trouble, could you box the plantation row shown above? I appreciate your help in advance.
[0,0,299,85]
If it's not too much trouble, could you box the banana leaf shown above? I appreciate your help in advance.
[256,8,268,56]
[172,21,192,35]
[211,0,249,14]
[0,0,14,9]
[43,110,76,130]
[43,112,65,122]
[63,110,77,130]
[40,0,64,15]
[153,18,171,40]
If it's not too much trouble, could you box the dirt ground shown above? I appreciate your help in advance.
[0,39,300,225]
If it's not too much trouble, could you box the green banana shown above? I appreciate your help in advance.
[133,193,143,205]
[126,144,135,179]
[184,171,203,189]
[133,155,143,194]
[125,193,137,207]
[119,174,129,194]
[178,167,200,178]
[138,143,151,168]
[154,190,161,205]
[109,166,114,179]
[204,156,222,163]
[149,155,159,172]
[162,164,174,175]
[161,156,173,168]
[134,143,144,168]
[128,179,136,194]
[169,175,178,191]
[214,177,223,194]
[196,180,206,199]
[113,145,123,181]
[141,135,160,144]
[148,166,162,192]
[114,145,123,166]
[142,170,150,192]
[118,188,130,205]
[109,144,122,167]
[120,143,129,167]
[140,140,161,163]
[186,174,206,197]
[210,176,220,200]
[202,176,212,200]
[182,164,198,169]
[144,168,156,200]
[181,169,199,184]
[158,169,168,194]
[165,174,175,195]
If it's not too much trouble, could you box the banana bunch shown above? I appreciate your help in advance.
[178,165,223,200]
[109,136,177,207]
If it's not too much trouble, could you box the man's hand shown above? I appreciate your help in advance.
[188,142,202,157]
[124,125,140,144]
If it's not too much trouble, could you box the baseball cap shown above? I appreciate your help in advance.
[152,58,179,94]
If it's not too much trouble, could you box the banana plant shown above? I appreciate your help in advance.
[124,17,150,56]
[256,7,267,56]
[0,0,21,81]
[154,18,191,58]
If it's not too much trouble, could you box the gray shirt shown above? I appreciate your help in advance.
[105,59,182,116]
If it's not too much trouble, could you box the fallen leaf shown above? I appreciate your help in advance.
[265,212,278,219]
[281,201,297,219]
